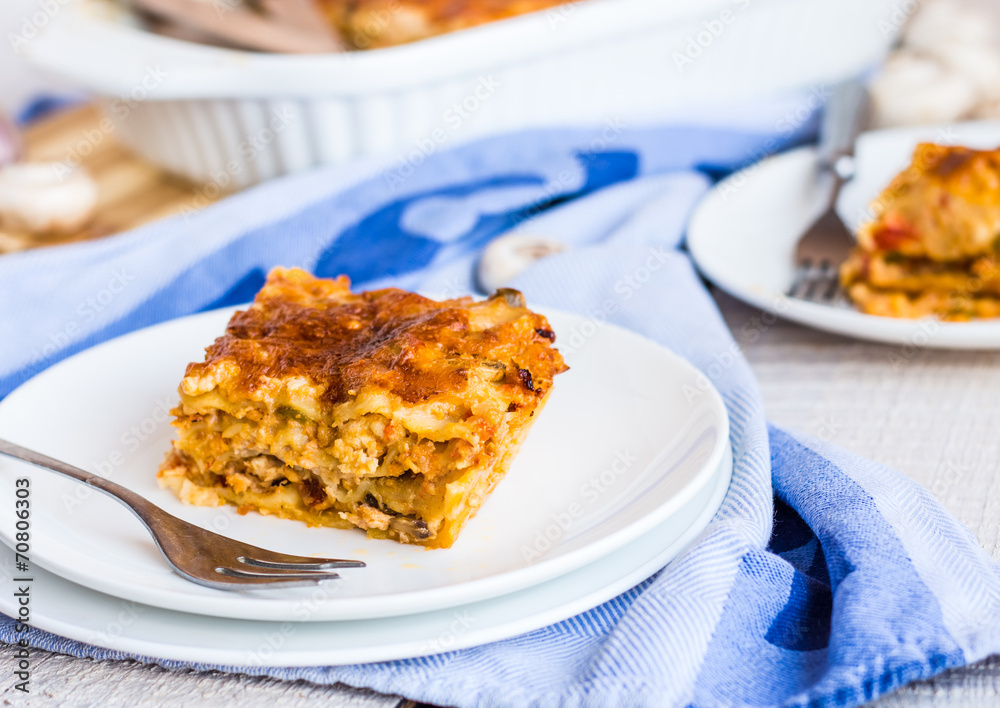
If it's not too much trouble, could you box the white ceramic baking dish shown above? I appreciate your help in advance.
[26,0,901,187]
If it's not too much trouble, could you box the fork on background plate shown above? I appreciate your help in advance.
[0,438,365,591]
[786,79,870,305]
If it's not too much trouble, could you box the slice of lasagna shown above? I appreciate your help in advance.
[318,0,575,49]
[841,143,1000,320]
[158,268,566,548]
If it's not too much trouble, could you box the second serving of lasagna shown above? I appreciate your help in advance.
[840,143,1000,320]
[158,268,567,548]
[317,0,576,49]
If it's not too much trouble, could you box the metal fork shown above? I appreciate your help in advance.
[0,438,365,591]
[786,79,871,304]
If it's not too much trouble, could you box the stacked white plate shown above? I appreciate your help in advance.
[0,306,732,666]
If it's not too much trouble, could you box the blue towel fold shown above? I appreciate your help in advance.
[2,99,1000,708]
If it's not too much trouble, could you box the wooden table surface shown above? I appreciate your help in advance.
[2,107,1000,707]
[0,104,217,255]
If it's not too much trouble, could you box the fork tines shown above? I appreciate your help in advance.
[237,556,367,571]
[787,259,845,305]
[204,553,366,587]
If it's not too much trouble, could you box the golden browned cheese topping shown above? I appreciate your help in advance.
[842,143,1000,320]
[857,143,1000,261]
[319,0,573,48]
[187,268,566,406]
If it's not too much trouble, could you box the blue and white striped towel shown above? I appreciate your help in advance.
[2,105,1000,707]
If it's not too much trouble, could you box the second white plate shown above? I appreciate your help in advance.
[0,305,729,622]
[0,447,731,667]
[688,121,1000,349]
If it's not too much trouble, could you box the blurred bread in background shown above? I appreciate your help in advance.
[871,0,1000,126]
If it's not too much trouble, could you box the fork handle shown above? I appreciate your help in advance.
[0,438,164,530]
[818,79,871,171]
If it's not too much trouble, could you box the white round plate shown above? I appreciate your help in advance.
[0,446,731,667]
[688,121,1000,349]
[0,305,729,622]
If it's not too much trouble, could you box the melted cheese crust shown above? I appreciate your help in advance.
[319,0,575,49]
[842,143,1000,320]
[857,143,1000,261]
[159,267,566,548]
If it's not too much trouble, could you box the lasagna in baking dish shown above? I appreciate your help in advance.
[318,0,575,49]
[158,268,566,548]
[840,143,1000,320]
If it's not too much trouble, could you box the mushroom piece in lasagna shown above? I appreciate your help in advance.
[158,268,567,548]
[840,143,1000,320]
